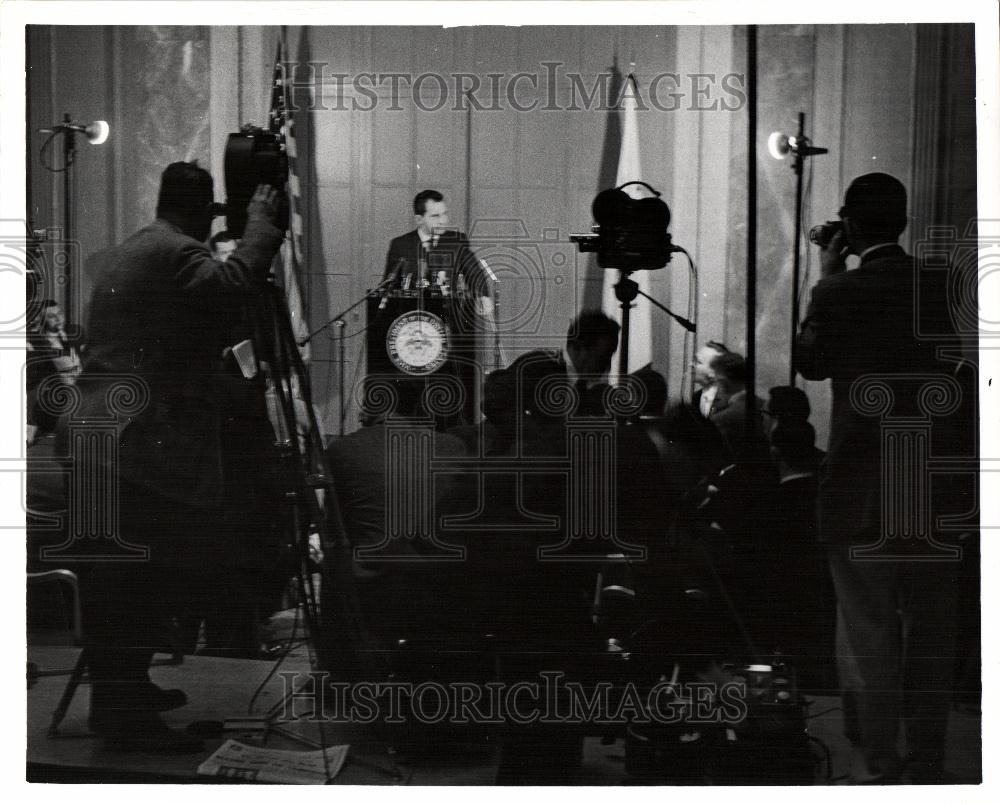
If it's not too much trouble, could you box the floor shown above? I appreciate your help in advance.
[257,607,982,785]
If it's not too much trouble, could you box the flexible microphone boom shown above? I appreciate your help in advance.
[379,258,406,310]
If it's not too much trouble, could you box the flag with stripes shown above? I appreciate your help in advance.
[601,73,653,378]
[271,35,310,362]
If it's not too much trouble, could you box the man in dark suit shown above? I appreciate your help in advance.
[706,351,767,465]
[764,420,835,689]
[73,162,283,749]
[382,190,490,422]
[383,190,485,294]
[796,173,962,783]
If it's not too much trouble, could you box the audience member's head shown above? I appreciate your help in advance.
[508,350,565,420]
[566,310,620,377]
[769,420,817,473]
[360,378,423,426]
[693,340,729,390]
[763,385,811,434]
[36,298,64,334]
[840,172,908,247]
[709,351,747,399]
[210,230,238,261]
[630,365,668,418]
[156,161,215,243]
[482,368,517,429]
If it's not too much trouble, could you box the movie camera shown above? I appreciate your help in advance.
[223,124,290,236]
[571,181,678,273]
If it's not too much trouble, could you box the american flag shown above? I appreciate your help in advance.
[270,33,310,361]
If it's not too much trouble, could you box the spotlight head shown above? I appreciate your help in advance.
[40,119,111,144]
[767,130,827,161]
[768,131,791,160]
[85,120,110,145]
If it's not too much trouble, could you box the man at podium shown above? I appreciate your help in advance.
[383,189,487,297]
[380,190,494,422]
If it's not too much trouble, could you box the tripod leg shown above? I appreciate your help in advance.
[47,647,88,736]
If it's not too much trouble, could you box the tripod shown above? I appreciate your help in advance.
[247,280,371,677]
[612,268,696,379]
[46,280,376,751]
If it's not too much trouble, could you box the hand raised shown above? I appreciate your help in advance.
[247,184,282,221]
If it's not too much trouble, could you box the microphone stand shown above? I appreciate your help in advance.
[299,275,395,435]
[479,258,505,371]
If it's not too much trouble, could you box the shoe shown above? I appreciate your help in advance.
[127,680,188,712]
[89,710,203,754]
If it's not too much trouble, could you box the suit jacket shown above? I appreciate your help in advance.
[75,214,284,507]
[692,384,724,418]
[383,229,486,299]
[709,389,767,464]
[795,244,954,541]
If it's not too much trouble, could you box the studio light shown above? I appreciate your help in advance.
[83,120,110,145]
[767,130,827,160]
[767,131,791,160]
[39,119,111,144]
[36,114,112,327]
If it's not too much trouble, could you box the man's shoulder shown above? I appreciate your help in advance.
[327,425,382,459]
[812,251,914,298]
[388,230,419,249]
[117,221,203,256]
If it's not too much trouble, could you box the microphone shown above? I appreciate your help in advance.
[480,258,498,283]
[380,258,406,310]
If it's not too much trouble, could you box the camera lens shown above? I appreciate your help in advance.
[808,221,841,248]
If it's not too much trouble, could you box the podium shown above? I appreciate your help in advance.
[366,291,479,424]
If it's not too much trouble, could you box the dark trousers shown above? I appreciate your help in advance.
[826,542,960,780]
[82,484,224,708]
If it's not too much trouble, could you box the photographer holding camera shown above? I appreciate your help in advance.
[70,162,284,751]
[795,173,960,783]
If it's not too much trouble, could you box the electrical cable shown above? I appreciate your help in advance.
[39,129,73,174]
[679,247,698,401]
[798,156,816,311]
[805,704,841,720]
[248,597,303,715]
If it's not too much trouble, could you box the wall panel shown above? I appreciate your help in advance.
[25,23,976,444]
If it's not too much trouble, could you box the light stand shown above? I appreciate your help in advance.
[768,112,827,386]
[38,115,110,329]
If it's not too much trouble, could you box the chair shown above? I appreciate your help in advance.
[27,569,82,647]
[27,569,82,696]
